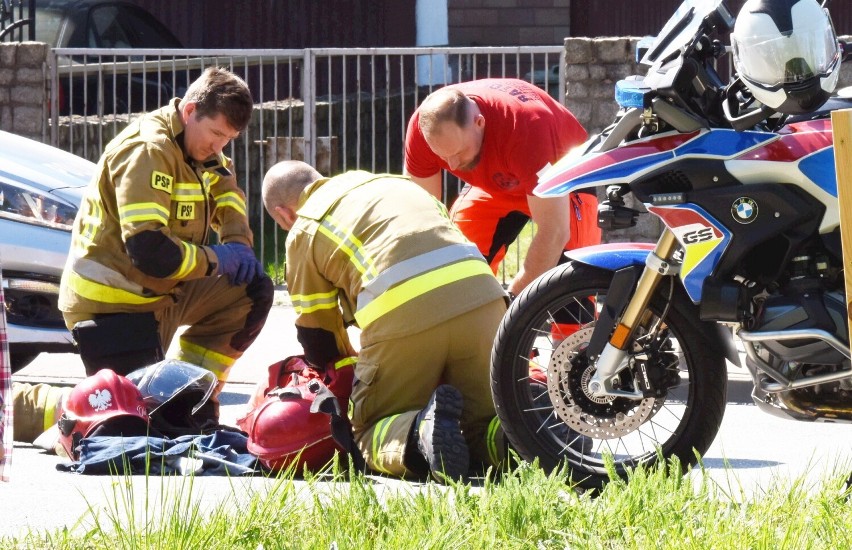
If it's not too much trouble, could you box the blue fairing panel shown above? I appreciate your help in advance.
[564,243,654,270]
[564,243,741,367]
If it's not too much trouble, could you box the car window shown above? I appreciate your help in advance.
[88,6,130,48]
[33,8,67,46]
[116,6,182,48]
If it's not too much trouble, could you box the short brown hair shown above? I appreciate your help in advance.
[417,87,470,136]
[182,66,253,131]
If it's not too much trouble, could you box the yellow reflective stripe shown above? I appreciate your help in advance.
[204,171,221,187]
[355,258,493,328]
[80,200,102,244]
[177,339,236,381]
[214,191,247,216]
[358,243,482,312]
[43,387,62,434]
[334,356,357,369]
[290,289,339,314]
[487,416,502,466]
[317,215,378,280]
[370,414,399,475]
[118,202,169,225]
[173,183,205,201]
[66,271,163,305]
[172,241,198,279]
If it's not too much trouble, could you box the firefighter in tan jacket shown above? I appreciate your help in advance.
[59,67,273,424]
[262,161,508,482]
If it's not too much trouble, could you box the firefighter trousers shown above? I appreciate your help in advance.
[350,297,507,477]
[12,382,70,443]
[64,275,274,389]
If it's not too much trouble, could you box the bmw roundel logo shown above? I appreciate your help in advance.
[731,197,758,224]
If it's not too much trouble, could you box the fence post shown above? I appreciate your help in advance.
[302,48,317,169]
[831,108,852,346]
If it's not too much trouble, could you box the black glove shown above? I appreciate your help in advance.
[209,242,264,285]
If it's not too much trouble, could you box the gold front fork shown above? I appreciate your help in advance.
[587,229,681,397]
[610,229,680,349]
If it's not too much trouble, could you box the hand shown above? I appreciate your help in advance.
[209,242,264,285]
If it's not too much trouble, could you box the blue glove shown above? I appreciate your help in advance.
[209,242,264,285]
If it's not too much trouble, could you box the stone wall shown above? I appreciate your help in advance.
[0,42,48,141]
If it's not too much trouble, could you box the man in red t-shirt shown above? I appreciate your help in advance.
[404,78,600,296]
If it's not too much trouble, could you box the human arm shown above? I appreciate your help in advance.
[207,154,253,247]
[506,193,571,295]
[286,232,358,366]
[404,110,444,200]
[206,155,265,284]
[117,144,219,280]
[405,170,443,200]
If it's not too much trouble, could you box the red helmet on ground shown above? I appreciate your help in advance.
[244,382,345,473]
[57,369,149,460]
[239,355,355,473]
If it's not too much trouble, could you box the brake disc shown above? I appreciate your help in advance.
[546,327,659,439]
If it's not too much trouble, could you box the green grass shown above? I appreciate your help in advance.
[8,456,852,549]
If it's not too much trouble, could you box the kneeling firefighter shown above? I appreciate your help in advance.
[57,66,274,426]
[262,162,510,482]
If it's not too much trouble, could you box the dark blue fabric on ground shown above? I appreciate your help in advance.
[56,430,262,475]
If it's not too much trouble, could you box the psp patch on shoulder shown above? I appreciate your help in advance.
[151,171,174,193]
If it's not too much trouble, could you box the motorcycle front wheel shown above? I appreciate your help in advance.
[491,262,727,490]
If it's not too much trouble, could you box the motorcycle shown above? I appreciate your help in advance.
[490,0,852,490]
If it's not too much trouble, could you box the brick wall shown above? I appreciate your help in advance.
[448,0,570,46]
[0,42,47,141]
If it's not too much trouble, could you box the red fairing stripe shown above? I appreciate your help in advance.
[737,119,832,162]
[538,131,701,193]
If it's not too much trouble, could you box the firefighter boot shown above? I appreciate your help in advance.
[412,384,469,483]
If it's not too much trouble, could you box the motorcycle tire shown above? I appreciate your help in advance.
[491,261,727,491]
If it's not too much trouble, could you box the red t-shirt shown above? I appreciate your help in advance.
[405,78,587,198]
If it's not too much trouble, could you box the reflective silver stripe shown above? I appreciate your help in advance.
[118,202,169,225]
[357,243,482,311]
[70,256,150,296]
[173,182,205,200]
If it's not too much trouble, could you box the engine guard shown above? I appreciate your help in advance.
[566,243,742,368]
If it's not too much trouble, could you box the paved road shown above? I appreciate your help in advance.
[4,300,852,538]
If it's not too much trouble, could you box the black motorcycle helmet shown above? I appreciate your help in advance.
[126,359,218,437]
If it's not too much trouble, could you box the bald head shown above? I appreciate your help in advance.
[417,88,474,138]
[262,160,323,229]
[416,87,485,172]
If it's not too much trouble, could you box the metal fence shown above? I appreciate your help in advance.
[47,46,565,283]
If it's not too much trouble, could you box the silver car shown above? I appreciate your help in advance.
[0,130,93,371]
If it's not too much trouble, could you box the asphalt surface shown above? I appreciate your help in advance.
[4,296,852,539]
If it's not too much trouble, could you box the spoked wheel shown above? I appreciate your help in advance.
[491,262,727,490]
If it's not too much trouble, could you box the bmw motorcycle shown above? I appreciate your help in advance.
[491,0,852,490]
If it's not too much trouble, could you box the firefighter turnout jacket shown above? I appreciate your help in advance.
[59,98,253,316]
[286,171,507,362]
[286,171,509,476]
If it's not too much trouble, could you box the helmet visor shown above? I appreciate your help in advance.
[733,9,839,88]
[127,359,217,415]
